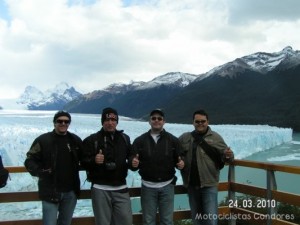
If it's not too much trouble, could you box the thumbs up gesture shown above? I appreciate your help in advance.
[95,149,105,164]
[132,154,140,168]
[176,156,184,170]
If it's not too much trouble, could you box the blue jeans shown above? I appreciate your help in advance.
[91,187,132,225]
[42,191,77,225]
[141,183,174,225]
[187,186,218,225]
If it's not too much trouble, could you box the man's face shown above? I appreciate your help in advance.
[102,113,118,132]
[54,116,70,135]
[149,113,165,132]
[193,114,208,134]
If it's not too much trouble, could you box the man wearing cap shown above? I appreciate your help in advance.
[130,109,185,225]
[24,111,83,225]
[81,107,133,225]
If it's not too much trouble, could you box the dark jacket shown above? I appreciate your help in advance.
[81,128,131,186]
[131,129,183,183]
[24,130,83,202]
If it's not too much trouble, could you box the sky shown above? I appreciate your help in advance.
[0,0,300,99]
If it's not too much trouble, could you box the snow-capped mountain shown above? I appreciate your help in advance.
[244,46,300,72]
[135,72,198,90]
[81,72,197,101]
[162,46,300,131]
[82,81,146,101]
[16,86,44,105]
[201,46,300,79]
[16,82,82,110]
[2,46,299,131]
[103,81,146,94]
[65,44,300,119]
[64,72,198,116]
[103,72,197,92]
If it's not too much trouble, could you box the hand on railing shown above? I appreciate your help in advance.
[224,147,234,162]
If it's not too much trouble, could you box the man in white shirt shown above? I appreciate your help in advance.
[131,109,184,225]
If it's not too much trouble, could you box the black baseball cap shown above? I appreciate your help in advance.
[150,109,165,117]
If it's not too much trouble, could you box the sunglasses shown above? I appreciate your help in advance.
[151,116,163,121]
[56,119,70,125]
[194,120,207,124]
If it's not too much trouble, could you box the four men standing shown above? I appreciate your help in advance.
[25,108,233,225]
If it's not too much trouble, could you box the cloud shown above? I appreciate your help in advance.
[0,0,300,99]
[226,0,300,24]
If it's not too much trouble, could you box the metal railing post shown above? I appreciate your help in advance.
[228,164,236,225]
[266,170,277,225]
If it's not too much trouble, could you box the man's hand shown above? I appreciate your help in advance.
[224,147,234,160]
[176,156,184,170]
[95,149,104,164]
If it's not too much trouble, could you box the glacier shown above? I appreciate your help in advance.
[0,110,293,166]
[0,110,294,220]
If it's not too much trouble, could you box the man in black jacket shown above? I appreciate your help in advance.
[81,107,133,225]
[24,111,83,225]
[131,109,185,225]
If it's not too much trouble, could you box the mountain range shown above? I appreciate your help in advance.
[10,82,82,110]
[63,72,198,118]
[2,46,300,131]
[165,46,300,131]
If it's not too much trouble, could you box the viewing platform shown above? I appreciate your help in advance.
[1,159,300,225]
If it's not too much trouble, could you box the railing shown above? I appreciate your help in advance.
[0,160,299,225]
[228,160,300,225]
